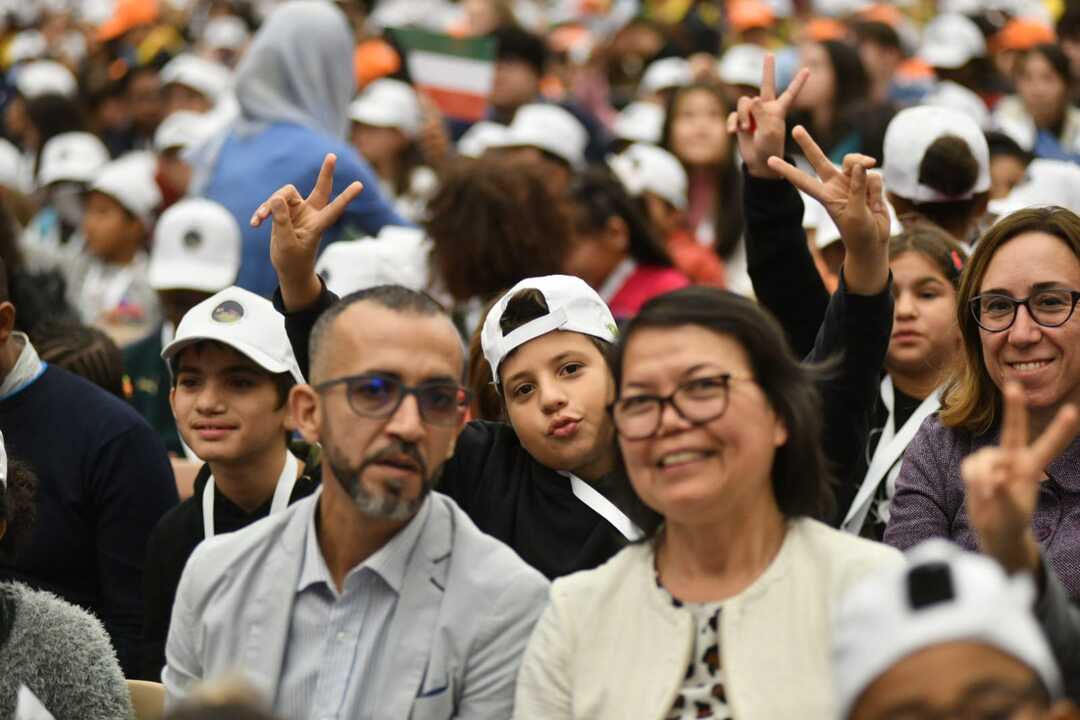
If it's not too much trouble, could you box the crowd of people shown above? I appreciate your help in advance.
[0,0,1079,718]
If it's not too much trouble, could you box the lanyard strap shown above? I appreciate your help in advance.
[565,473,643,542]
[202,451,299,539]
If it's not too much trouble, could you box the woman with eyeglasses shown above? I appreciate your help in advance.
[885,206,1080,599]
[513,288,902,720]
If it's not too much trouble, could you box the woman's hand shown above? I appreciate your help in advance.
[726,54,808,180]
[962,384,1080,575]
[249,153,364,310]
[766,128,890,295]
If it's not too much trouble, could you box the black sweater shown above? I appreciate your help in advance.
[0,365,179,676]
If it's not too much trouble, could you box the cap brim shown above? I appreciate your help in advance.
[162,333,303,384]
[919,45,972,69]
[149,260,238,293]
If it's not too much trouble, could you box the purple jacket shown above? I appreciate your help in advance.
[884,414,1080,600]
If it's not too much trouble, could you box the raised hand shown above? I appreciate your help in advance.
[250,153,364,309]
[726,54,808,180]
[962,385,1080,574]
[766,127,890,294]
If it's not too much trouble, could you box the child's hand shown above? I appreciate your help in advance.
[726,54,808,180]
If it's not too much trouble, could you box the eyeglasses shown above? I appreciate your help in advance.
[314,373,470,427]
[970,289,1080,333]
[609,374,750,441]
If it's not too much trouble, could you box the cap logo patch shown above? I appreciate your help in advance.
[182,230,203,250]
[211,299,244,324]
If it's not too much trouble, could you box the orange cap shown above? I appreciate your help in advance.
[858,3,905,29]
[728,0,775,33]
[354,39,401,90]
[97,0,160,42]
[993,18,1055,52]
[800,17,848,43]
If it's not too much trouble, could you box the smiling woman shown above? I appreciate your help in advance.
[885,206,1080,598]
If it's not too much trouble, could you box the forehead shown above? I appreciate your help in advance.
[622,325,751,384]
[499,330,602,380]
[174,341,262,372]
[328,303,463,381]
[980,232,1080,292]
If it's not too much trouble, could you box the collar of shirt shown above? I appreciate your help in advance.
[296,489,433,598]
[0,334,44,400]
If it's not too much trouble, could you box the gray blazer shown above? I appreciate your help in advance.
[163,490,549,719]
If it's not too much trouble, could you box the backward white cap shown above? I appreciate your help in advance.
[499,103,588,169]
[481,274,617,383]
[8,30,48,64]
[153,109,214,152]
[160,54,232,104]
[918,13,985,69]
[162,286,305,384]
[149,198,241,292]
[37,132,110,187]
[90,152,162,226]
[833,539,1062,719]
[202,15,250,50]
[639,56,692,95]
[718,44,767,88]
[921,81,991,131]
[457,121,509,158]
[613,101,665,145]
[348,79,422,138]
[13,59,78,99]
[316,226,431,296]
[883,106,990,203]
[608,142,688,210]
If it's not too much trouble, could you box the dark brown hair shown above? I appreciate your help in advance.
[940,206,1080,434]
[0,457,37,562]
[889,221,968,289]
[425,155,570,303]
[33,321,126,398]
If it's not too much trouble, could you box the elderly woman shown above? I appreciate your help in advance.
[190,0,405,296]
[885,206,1080,598]
[0,432,133,719]
[513,288,901,719]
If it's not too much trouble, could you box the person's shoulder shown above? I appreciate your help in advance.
[911,413,979,461]
[548,542,651,606]
[788,519,904,595]
[33,365,150,433]
[438,493,545,587]
[5,582,116,657]
[147,494,202,549]
[633,264,691,291]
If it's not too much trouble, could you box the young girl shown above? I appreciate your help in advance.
[841,224,966,538]
[994,43,1080,162]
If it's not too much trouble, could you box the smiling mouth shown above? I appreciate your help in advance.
[1009,360,1052,372]
[656,450,714,468]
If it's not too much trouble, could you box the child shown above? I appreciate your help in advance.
[141,285,320,680]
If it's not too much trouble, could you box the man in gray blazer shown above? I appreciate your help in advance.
[162,276,550,719]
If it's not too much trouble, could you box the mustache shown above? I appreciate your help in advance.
[361,440,428,479]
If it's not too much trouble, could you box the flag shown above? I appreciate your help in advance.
[392,28,496,123]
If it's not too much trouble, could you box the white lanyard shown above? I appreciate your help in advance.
[843,376,941,534]
[597,259,638,304]
[202,451,299,539]
[564,472,644,542]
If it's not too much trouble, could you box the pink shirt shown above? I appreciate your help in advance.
[607,263,691,320]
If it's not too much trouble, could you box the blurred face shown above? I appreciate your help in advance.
[3,96,28,145]
[128,70,163,133]
[158,289,212,328]
[298,304,465,521]
[463,0,502,35]
[350,123,410,168]
[500,330,616,480]
[170,343,289,465]
[850,642,1056,720]
[886,251,961,383]
[564,212,627,289]
[796,43,836,109]
[670,89,731,167]
[491,58,540,113]
[978,232,1080,417]
[991,154,1030,200]
[616,326,787,526]
[1017,52,1068,129]
[858,40,901,88]
[643,191,684,238]
[82,191,145,263]
[157,148,193,197]
[1062,37,1080,86]
[163,83,213,117]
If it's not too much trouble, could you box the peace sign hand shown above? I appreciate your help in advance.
[962,384,1080,574]
[726,54,808,180]
[250,153,364,309]
[766,127,890,294]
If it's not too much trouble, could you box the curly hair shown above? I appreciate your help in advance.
[0,459,38,562]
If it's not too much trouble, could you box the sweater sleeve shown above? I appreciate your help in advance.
[1034,555,1080,701]
[743,166,830,358]
[513,586,573,720]
[883,418,955,550]
[272,278,340,380]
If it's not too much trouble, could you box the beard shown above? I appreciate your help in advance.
[321,420,442,522]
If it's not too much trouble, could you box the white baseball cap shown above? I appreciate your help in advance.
[457,121,509,158]
[921,80,991,131]
[149,198,242,293]
[639,57,692,96]
[160,54,232,105]
[918,14,985,70]
[0,138,19,190]
[347,79,422,139]
[153,110,213,153]
[37,132,110,188]
[497,103,588,169]
[833,539,1062,720]
[316,226,431,296]
[13,59,78,99]
[612,101,665,145]
[90,152,162,226]
[162,286,305,384]
[7,30,47,65]
[202,14,250,51]
[481,275,618,383]
[607,143,688,210]
[717,43,767,88]
[883,106,990,203]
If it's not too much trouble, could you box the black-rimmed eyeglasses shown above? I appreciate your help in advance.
[608,374,751,441]
[314,373,470,427]
[969,289,1080,333]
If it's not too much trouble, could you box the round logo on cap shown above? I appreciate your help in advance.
[182,229,203,250]
[211,299,244,324]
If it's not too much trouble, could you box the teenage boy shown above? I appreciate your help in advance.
[140,286,320,681]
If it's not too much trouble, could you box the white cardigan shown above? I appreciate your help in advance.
[513,518,903,720]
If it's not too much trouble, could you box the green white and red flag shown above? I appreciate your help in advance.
[392,28,496,122]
